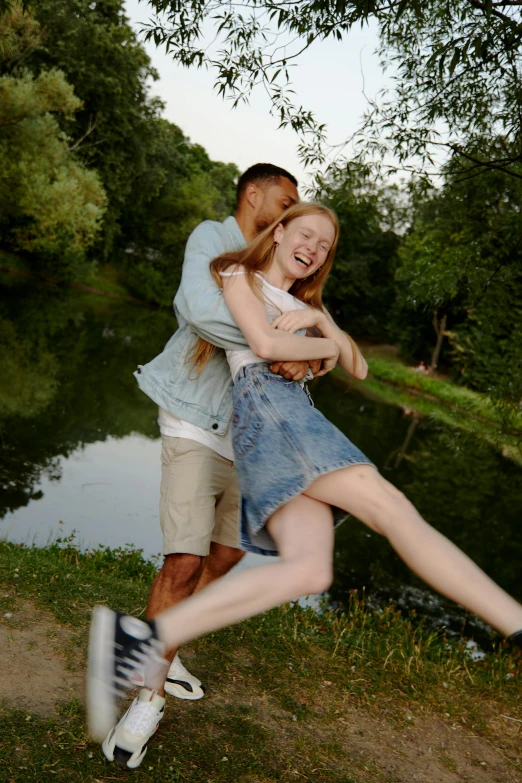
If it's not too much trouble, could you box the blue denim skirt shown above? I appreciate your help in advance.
[232,363,375,556]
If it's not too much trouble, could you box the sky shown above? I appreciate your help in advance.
[124,0,392,184]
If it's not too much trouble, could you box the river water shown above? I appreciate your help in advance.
[2,277,521,645]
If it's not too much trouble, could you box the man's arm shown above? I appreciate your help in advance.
[174,221,249,352]
[174,221,320,380]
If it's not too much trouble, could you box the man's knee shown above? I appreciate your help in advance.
[208,543,245,575]
[160,552,204,587]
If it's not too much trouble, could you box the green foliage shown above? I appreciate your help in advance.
[0,0,238,298]
[144,1,522,179]
[0,67,106,273]
[119,119,239,304]
[24,0,161,256]
[316,165,401,339]
[396,162,522,401]
[0,0,38,61]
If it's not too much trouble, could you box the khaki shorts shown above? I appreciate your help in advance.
[159,436,240,556]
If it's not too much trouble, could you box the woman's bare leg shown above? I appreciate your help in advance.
[154,495,334,653]
[304,465,522,637]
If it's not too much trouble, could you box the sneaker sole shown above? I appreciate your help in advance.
[87,605,118,742]
[102,724,156,769]
[164,680,205,700]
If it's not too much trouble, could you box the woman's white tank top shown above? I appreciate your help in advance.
[220,270,309,382]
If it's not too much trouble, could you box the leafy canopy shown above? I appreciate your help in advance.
[143,0,522,180]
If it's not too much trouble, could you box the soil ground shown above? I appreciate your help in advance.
[1,597,521,783]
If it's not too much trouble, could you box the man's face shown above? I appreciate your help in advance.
[254,177,299,234]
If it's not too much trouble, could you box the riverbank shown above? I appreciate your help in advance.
[363,347,522,429]
[1,539,521,782]
[0,250,143,303]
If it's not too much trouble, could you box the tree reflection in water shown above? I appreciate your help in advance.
[312,375,522,644]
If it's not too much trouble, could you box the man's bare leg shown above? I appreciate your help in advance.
[194,542,245,593]
[145,545,244,695]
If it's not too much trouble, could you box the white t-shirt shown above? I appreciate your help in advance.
[158,408,234,461]
[220,270,309,382]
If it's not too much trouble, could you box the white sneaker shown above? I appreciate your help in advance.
[164,653,205,700]
[102,689,165,769]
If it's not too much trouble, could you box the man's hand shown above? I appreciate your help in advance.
[270,358,330,380]
[314,348,339,377]
[270,360,311,381]
[307,358,323,376]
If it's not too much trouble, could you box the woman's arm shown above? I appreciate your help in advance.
[222,272,339,363]
[272,309,368,380]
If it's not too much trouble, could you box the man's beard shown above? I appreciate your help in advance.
[254,209,275,235]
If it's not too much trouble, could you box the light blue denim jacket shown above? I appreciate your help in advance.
[134,216,248,435]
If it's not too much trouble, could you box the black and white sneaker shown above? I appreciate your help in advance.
[102,688,165,769]
[164,653,206,700]
[87,606,167,742]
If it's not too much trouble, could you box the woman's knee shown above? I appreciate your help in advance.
[286,557,333,596]
[369,484,420,537]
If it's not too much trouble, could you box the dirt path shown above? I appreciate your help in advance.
[1,600,520,782]
[0,599,83,716]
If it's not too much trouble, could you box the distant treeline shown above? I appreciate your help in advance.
[1,0,521,405]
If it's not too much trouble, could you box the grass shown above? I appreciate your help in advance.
[0,251,140,301]
[81,263,136,299]
[351,372,522,467]
[362,351,522,431]
[1,539,521,782]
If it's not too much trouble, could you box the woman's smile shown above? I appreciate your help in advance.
[269,214,336,289]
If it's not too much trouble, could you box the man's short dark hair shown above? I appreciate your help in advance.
[236,163,298,205]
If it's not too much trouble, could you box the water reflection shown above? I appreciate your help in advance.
[2,278,521,643]
[2,435,163,555]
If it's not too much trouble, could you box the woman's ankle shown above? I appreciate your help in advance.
[507,629,522,647]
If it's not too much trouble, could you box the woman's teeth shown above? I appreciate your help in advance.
[295,254,311,268]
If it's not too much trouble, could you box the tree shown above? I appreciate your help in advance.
[0,0,37,60]
[0,65,107,273]
[395,160,522,403]
[143,0,522,180]
[118,119,239,304]
[315,164,401,339]
[21,0,162,256]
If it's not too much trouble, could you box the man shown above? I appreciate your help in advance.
[102,164,319,770]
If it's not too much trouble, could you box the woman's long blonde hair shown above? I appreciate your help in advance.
[189,203,340,375]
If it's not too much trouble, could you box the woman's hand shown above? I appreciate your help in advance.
[272,309,326,334]
[314,345,340,376]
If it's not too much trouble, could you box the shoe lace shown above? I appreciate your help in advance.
[125,701,160,735]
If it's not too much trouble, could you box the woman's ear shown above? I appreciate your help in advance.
[273,223,284,245]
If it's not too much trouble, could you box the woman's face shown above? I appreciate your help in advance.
[273,214,335,281]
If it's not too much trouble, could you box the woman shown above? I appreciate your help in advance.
[88,203,522,742]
